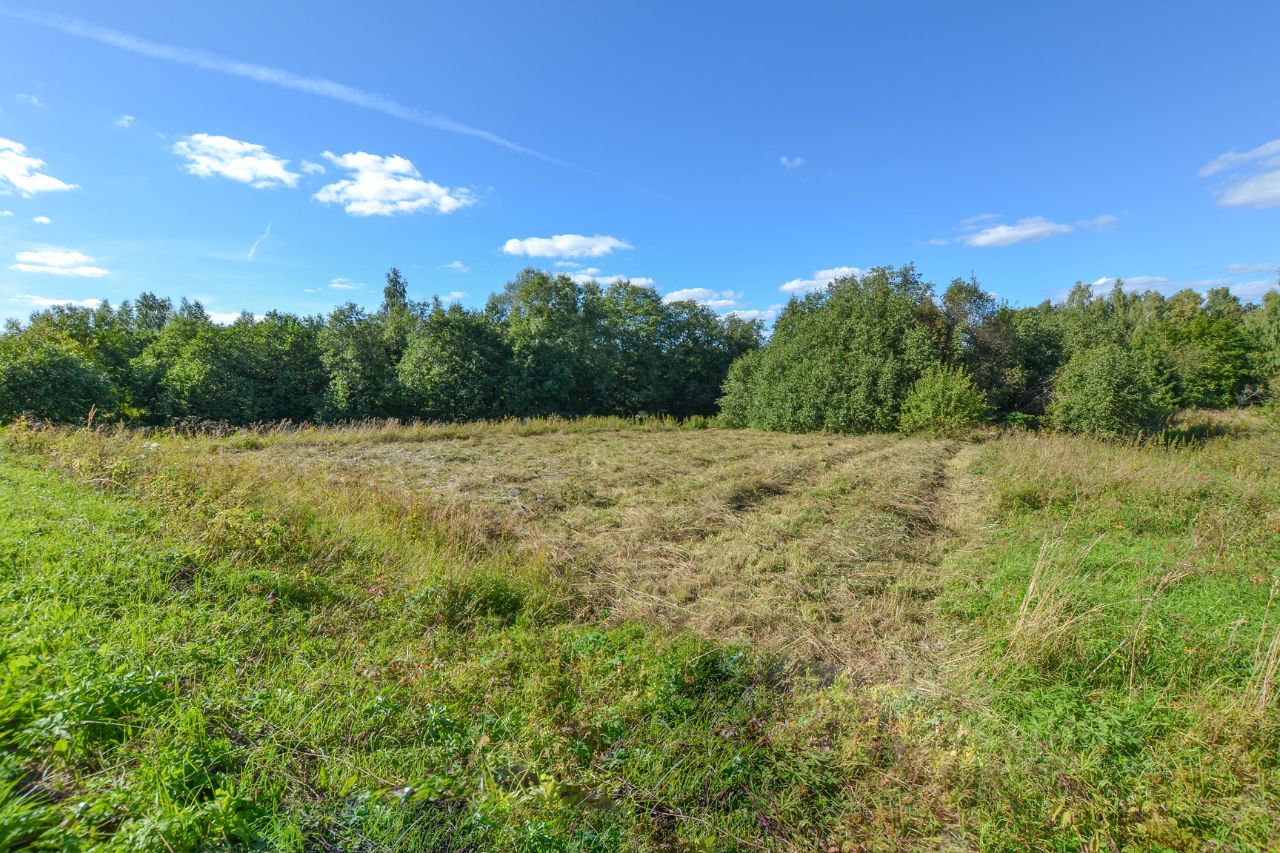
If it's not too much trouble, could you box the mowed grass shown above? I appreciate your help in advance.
[236,425,960,674]
[2,412,1278,850]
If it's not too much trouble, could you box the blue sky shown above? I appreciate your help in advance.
[1,1,1277,324]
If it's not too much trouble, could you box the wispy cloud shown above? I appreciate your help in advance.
[300,159,326,175]
[568,270,654,286]
[0,8,567,166]
[328,277,361,290]
[440,291,468,302]
[314,151,475,216]
[1080,214,1118,229]
[10,248,109,277]
[113,114,135,127]
[964,216,1072,247]
[444,260,469,272]
[32,215,50,224]
[246,221,271,260]
[0,137,79,196]
[16,93,44,107]
[503,234,632,259]
[8,293,102,309]
[729,305,782,322]
[1085,273,1270,299]
[1199,138,1280,208]
[779,155,805,169]
[1226,262,1277,275]
[663,288,741,309]
[779,266,862,294]
[173,133,300,188]
[932,213,1113,247]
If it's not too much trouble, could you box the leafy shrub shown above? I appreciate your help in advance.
[897,365,988,436]
[0,331,116,423]
[1049,344,1168,438]
[717,265,942,433]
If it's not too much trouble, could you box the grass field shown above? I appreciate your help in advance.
[2,413,1278,850]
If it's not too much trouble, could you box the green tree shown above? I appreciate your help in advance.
[0,330,116,423]
[1244,288,1280,395]
[398,304,510,421]
[233,313,327,422]
[1049,344,1168,438]
[718,265,941,433]
[319,304,404,421]
[488,269,602,416]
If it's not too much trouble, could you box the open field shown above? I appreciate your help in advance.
[244,425,961,676]
[2,413,1279,850]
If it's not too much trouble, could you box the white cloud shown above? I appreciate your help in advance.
[9,293,102,309]
[207,311,251,325]
[958,213,1001,229]
[1217,172,1280,208]
[1081,214,1118,229]
[779,266,862,294]
[113,114,135,128]
[568,271,654,286]
[1198,138,1280,178]
[1084,274,1265,298]
[1234,279,1279,300]
[729,305,782,322]
[444,260,469,272]
[662,288,742,309]
[16,93,44,107]
[502,234,632,259]
[2,8,565,166]
[1199,138,1280,208]
[246,222,271,260]
[925,238,950,246]
[300,159,326,175]
[0,137,79,196]
[173,133,300,188]
[779,156,805,169]
[440,291,468,302]
[10,248,109,277]
[314,151,475,216]
[32,215,50,224]
[328,277,361,290]
[1121,275,1171,290]
[553,260,582,268]
[0,210,11,216]
[964,216,1073,247]
[1226,262,1277,275]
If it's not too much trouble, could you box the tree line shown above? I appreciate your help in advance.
[2,264,1278,437]
[0,268,762,426]
[719,265,1280,437]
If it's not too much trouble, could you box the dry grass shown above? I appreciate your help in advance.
[216,425,973,680]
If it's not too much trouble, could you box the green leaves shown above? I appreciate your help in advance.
[718,265,943,434]
[1049,344,1169,438]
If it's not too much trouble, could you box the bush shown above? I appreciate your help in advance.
[1049,344,1168,438]
[898,366,989,436]
[716,265,942,434]
[0,332,116,423]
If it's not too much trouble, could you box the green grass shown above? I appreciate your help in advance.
[1,412,1278,850]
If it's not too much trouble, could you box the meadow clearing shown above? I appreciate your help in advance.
[2,412,1278,850]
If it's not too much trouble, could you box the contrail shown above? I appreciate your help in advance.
[0,7,577,169]
[247,222,271,261]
